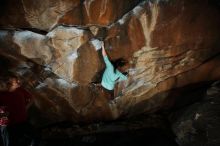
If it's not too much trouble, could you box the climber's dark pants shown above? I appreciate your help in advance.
[101,86,114,100]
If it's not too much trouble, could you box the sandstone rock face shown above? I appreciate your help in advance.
[0,0,141,31]
[0,0,220,126]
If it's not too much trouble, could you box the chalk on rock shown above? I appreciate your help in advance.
[91,39,103,51]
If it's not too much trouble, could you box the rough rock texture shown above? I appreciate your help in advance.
[0,0,142,30]
[170,81,220,146]
[0,0,220,126]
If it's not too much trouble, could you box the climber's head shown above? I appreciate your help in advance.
[112,58,128,73]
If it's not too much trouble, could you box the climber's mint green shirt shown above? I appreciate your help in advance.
[101,56,127,90]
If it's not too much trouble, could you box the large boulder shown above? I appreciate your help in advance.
[0,0,220,125]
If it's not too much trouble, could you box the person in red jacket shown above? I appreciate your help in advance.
[0,74,40,146]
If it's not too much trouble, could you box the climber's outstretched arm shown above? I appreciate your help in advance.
[102,42,107,57]
[101,42,113,68]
